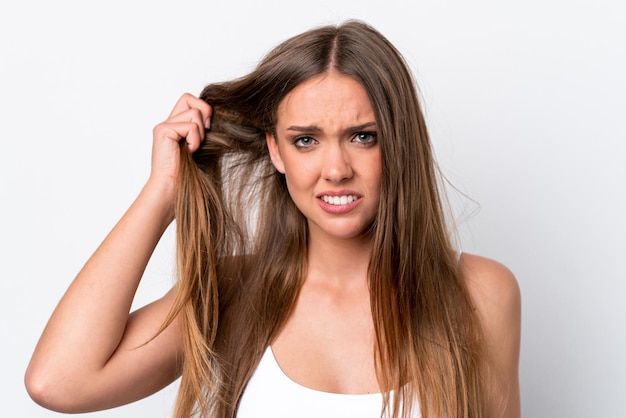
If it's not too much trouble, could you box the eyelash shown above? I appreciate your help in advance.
[291,132,378,149]
[292,136,316,148]
[353,131,378,145]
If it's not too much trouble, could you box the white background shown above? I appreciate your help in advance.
[1,1,625,416]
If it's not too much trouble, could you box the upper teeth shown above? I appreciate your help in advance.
[321,195,358,205]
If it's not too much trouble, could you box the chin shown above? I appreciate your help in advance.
[313,221,376,241]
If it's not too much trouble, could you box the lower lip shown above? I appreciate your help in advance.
[317,197,362,214]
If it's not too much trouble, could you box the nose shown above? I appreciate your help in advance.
[322,143,353,183]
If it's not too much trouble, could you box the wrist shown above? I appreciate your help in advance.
[140,177,177,226]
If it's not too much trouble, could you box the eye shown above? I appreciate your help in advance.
[353,131,378,145]
[293,136,317,148]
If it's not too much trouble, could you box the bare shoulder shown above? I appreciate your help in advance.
[459,253,521,315]
[458,252,521,351]
[459,253,521,417]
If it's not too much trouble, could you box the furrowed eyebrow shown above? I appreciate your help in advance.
[342,122,377,133]
[286,125,322,133]
[285,122,377,134]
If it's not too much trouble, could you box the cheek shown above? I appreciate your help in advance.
[283,164,311,194]
[282,155,316,184]
[368,152,383,189]
[282,172,311,217]
[281,161,319,213]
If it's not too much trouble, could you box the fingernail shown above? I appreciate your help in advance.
[204,117,211,129]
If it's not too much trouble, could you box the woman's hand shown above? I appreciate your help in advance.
[149,93,212,192]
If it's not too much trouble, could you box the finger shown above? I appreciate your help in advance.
[164,108,208,151]
[168,93,212,129]
[153,121,204,152]
[166,107,207,132]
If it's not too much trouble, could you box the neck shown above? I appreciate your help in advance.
[306,230,374,290]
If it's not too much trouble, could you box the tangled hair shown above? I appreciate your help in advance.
[167,20,486,417]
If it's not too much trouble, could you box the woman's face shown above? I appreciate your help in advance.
[266,72,382,241]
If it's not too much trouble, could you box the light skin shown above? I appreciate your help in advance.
[267,73,381,244]
[267,73,382,394]
[26,75,521,416]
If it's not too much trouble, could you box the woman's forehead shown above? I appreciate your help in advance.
[276,74,375,129]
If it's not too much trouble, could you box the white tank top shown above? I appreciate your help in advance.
[237,347,421,417]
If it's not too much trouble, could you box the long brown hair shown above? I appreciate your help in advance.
[168,20,486,417]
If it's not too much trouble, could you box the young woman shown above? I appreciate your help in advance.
[25,21,521,418]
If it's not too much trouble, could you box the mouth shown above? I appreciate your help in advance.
[320,194,359,205]
[316,192,363,214]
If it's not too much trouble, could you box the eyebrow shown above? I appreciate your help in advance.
[285,121,377,134]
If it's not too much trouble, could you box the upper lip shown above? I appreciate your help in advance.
[315,190,362,198]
